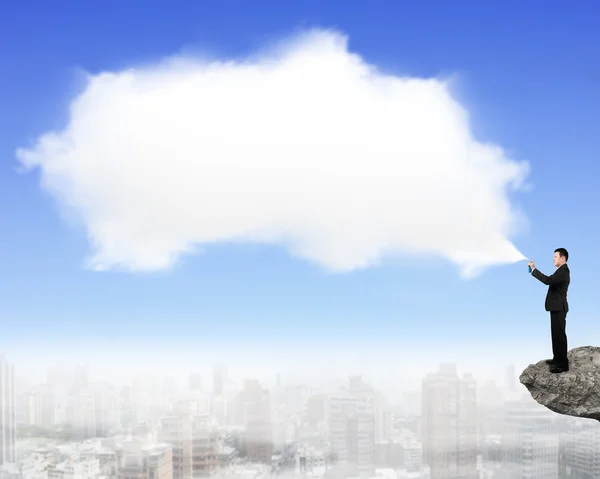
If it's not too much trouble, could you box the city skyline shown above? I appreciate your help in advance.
[5,350,578,478]
[5,336,550,393]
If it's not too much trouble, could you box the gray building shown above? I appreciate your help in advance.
[0,357,16,466]
[325,388,375,478]
[499,399,558,479]
[422,363,478,479]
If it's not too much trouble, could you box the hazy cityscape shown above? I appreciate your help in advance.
[0,354,593,479]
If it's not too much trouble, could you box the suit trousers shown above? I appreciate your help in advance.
[550,311,568,367]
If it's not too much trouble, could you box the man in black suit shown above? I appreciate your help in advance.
[528,248,570,373]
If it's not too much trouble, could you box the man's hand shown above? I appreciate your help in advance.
[528,260,536,271]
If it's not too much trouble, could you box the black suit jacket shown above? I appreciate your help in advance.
[531,264,570,312]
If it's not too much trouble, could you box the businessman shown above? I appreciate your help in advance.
[528,248,570,373]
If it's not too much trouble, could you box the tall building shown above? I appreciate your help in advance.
[95,382,122,437]
[41,387,69,426]
[211,394,228,427]
[69,390,97,440]
[160,399,220,477]
[213,363,227,396]
[348,376,391,441]
[505,364,517,394]
[238,380,273,465]
[564,417,600,478]
[0,357,16,466]
[422,363,477,479]
[498,399,558,479]
[17,390,44,425]
[325,389,375,478]
[271,384,309,450]
[305,394,326,427]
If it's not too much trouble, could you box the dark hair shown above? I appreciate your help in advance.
[555,248,569,262]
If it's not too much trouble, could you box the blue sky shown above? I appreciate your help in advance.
[1,0,599,368]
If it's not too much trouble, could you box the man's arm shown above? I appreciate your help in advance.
[531,266,568,286]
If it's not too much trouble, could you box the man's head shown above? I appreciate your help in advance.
[554,248,569,267]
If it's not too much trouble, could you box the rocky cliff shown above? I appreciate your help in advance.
[520,346,600,421]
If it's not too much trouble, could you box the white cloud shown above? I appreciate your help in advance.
[16,29,530,278]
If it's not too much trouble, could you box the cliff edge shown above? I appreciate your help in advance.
[520,346,600,421]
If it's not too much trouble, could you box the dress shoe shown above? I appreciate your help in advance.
[550,364,569,373]
[545,359,555,364]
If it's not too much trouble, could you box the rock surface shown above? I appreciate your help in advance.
[520,346,600,421]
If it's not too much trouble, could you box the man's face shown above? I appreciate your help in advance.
[554,252,564,267]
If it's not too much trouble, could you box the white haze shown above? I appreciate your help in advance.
[16,29,529,278]
[8,337,547,396]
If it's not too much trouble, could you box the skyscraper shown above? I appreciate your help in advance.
[499,399,558,479]
[213,363,227,396]
[238,379,273,464]
[325,387,376,478]
[160,399,220,478]
[505,364,517,394]
[422,363,478,479]
[0,356,16,466]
